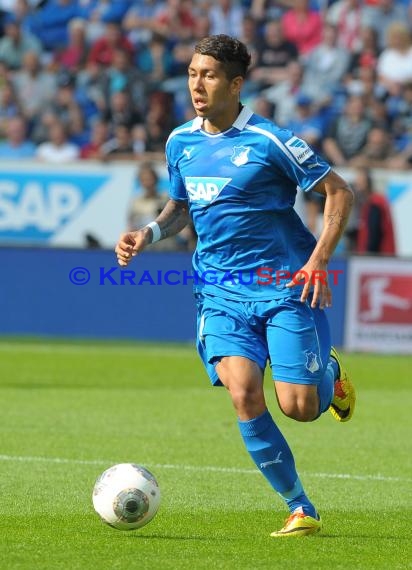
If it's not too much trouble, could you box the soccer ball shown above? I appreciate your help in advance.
[92,463,161,530]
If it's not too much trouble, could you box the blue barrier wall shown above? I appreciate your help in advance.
[0,248,347,345]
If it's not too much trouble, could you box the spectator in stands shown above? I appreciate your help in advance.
[122,0,162,48]
[322,94,372,166]
[285,94,324,151]
[365,89,391,129]
[151,0,196,43]
[302,22,350,102]
[239,14,259,69]
[127,161,168,230]
[75,57,107,118]
[326,0,370,53]
[346,25,380,84]
[80,117,109,159]
[135,33,174,92]
[352,166,396,255]
[388,80,412,153]
[142,90,176,157]
[262,60,320,126]
[386,140,412,169]
[102,89,142,130]
[68,107,89,148]
[0,13,41,70]
[127,161,196,251]
[208,0,244,38]
[0,79,21,137]
[349,126,398,168]
[0,0,43,16]
[79,0,131,43]
[30,109,58,144]
[165,12,211,79]
[377,22,412,97]
[30,70,88,145]
[281,0,323,57]
[345,65,387,114]
[11,50,56,123]
[249,0,295,23]
[385,79,412,168]
[100,46,146,113]
[28,0,80,53]
[47,70,82,127]
[53,17,88,72]
[100,121,136,161]
[366,0,409,50]
[0,114,35,159]
[250,95,275,119]
[249,18,298,89]
[36,118,80,162]
[88,20,134,68]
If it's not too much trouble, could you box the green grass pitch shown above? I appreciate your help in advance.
[0,339,410,569]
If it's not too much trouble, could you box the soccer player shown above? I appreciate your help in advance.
[115,34,356,538]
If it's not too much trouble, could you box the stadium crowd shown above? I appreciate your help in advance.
[0,0,408,252]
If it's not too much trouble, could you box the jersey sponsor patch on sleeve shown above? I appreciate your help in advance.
[285,136,314,164]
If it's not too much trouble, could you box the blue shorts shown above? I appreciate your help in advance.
[196,293,331,386]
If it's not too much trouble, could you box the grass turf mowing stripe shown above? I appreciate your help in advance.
[0,454,409,483]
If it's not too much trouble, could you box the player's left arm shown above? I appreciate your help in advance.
[288,170,354,308]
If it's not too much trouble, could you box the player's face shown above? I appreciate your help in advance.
[188,53,242,132]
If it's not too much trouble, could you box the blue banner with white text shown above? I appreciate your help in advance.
[0,248,347,345]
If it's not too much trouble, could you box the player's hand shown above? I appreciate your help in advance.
[285,262,332,309]
[115,230,150,267]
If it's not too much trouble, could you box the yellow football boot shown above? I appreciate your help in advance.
[329,346,356,422]
[270,509,322,538]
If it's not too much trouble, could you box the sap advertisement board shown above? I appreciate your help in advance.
[0,162,136,248]
[0,162,412,256]
[345,257,412,354]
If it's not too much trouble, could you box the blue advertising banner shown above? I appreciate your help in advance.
[0,248,347,346]
[0,162,136,248]
[0,248,196,341]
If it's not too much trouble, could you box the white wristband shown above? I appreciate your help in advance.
[146,221,161,243]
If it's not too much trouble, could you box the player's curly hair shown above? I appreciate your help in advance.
[194,35,251,80]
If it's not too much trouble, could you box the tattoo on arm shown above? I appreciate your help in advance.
[156,200,189,239]
[327,187,353,231]
[327,209,347,230]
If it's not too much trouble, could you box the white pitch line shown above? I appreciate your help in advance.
[0,454,408,483]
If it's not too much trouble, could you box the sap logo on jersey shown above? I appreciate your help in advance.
[285,136,314,164]
[185,177,231,205]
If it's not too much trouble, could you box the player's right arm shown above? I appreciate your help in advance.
[115,198,189,267]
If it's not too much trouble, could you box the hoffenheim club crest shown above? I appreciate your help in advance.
[231,146,251,166]
[305,352,320,373]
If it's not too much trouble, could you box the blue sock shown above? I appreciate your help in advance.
[238,409,317,517]
[316,360,336,416]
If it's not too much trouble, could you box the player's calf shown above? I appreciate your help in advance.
[275,383,319,422]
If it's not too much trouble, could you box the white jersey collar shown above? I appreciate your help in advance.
[233,106,253,130]
[190,105,253,133]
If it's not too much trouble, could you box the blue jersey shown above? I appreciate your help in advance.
[166,106,331,300]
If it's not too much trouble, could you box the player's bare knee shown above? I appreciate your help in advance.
[229,385,265,417]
